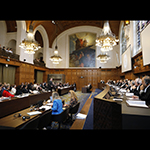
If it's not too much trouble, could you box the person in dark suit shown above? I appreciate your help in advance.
[133,76,150,105]
[130,78,142,96]
[48,78,53,91]
[87,83,92,93]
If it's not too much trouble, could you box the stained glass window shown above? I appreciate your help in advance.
[135,20,150,51]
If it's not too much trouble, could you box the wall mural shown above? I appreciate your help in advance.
[69,32,96,67]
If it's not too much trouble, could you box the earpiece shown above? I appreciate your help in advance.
[22,116,30,121]
[14,113,22,118]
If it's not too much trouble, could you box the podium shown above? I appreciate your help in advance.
[82,87,88,93]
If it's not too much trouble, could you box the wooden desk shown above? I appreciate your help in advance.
[82,87,88,93]
[58,86,73,96]
[0,107,39,129]
[94,84,150,129]
[0,92,52,119]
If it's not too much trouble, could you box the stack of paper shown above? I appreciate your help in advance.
[113,98,123,102]
[39,105,51,111]
[126,100,148,108]
[76,113,87,119]
[126,93,134,96]
[27,111,42,116]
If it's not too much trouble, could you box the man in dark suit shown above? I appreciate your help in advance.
[48,78,53,91]
[133,76,150,105]
[87,83,92,93]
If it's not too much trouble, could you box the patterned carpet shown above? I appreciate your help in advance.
[49,91,91,130]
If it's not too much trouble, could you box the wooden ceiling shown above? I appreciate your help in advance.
[5,20,121,48]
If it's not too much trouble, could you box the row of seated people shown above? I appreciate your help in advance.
[0,80,77,99]
[107,75,150,105]
[0,45,19,60]
[48,78,76,92]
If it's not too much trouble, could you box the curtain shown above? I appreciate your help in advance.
[0,64,2,83]
[3,65,16,85]
[36,70,43,84]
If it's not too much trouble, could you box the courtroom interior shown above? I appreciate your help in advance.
[0,20,150,130]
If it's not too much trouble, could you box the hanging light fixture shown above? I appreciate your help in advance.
[96,53,110,63]
[50,45,62,64]
[19,23,41,54]
[96,20,119,52]
[50,21,62,64]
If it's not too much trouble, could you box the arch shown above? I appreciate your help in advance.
[7,39,16,53]
[51,26,103,68]
[33,25,49,66]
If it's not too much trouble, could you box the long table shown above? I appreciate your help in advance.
[0,92,52,119]
[94,84,150,129]
[57,86,74,96]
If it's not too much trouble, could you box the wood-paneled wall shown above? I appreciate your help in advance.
[46,68,120,90]
[2,51,150,91]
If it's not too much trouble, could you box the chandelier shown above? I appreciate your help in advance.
[96,21,119,52]
[50,45,62,64]
[96,53,110,63]
[19,24,41,54]
[50,21,62,64]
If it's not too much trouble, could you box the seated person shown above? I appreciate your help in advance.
[10,84,16,95]
[133,76,150,105]
[87,83,92,92]
[64,90,78,108]
[8,48,13,54]
[51,92,63,115]
[15,85,23,95]
[0,85,14,98]
[22,85,29,93]
[130,78,142,96]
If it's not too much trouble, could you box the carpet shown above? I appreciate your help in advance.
[49,89,102,130]
[49,91,91,130]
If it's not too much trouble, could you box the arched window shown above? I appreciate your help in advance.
[120,22,127,55]
[135,20,150,53]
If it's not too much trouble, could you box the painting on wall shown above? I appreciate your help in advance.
[69,32,96,67]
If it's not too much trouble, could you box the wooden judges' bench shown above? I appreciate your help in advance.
[94,83,150,129]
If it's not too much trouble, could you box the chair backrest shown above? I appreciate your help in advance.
[20,116,40,130]
[38,110,52,129]
[51,108,69,123]
[69,102,80,114]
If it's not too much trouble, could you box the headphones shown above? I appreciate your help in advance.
[14,113,22,118]
[14,113,30,120]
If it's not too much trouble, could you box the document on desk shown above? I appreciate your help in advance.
[126,100,148,108]
[76,113,87,119]
[126,93,134,96]
[27,111,42,116]
[113,98,123,102]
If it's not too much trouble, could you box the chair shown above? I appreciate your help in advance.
[69,102,80,121]
[38,110,52,130]
[51,108,69,129]
[0,125,15,130]
[20,116,40,130]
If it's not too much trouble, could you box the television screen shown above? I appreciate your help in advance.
[141,24,150,66]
